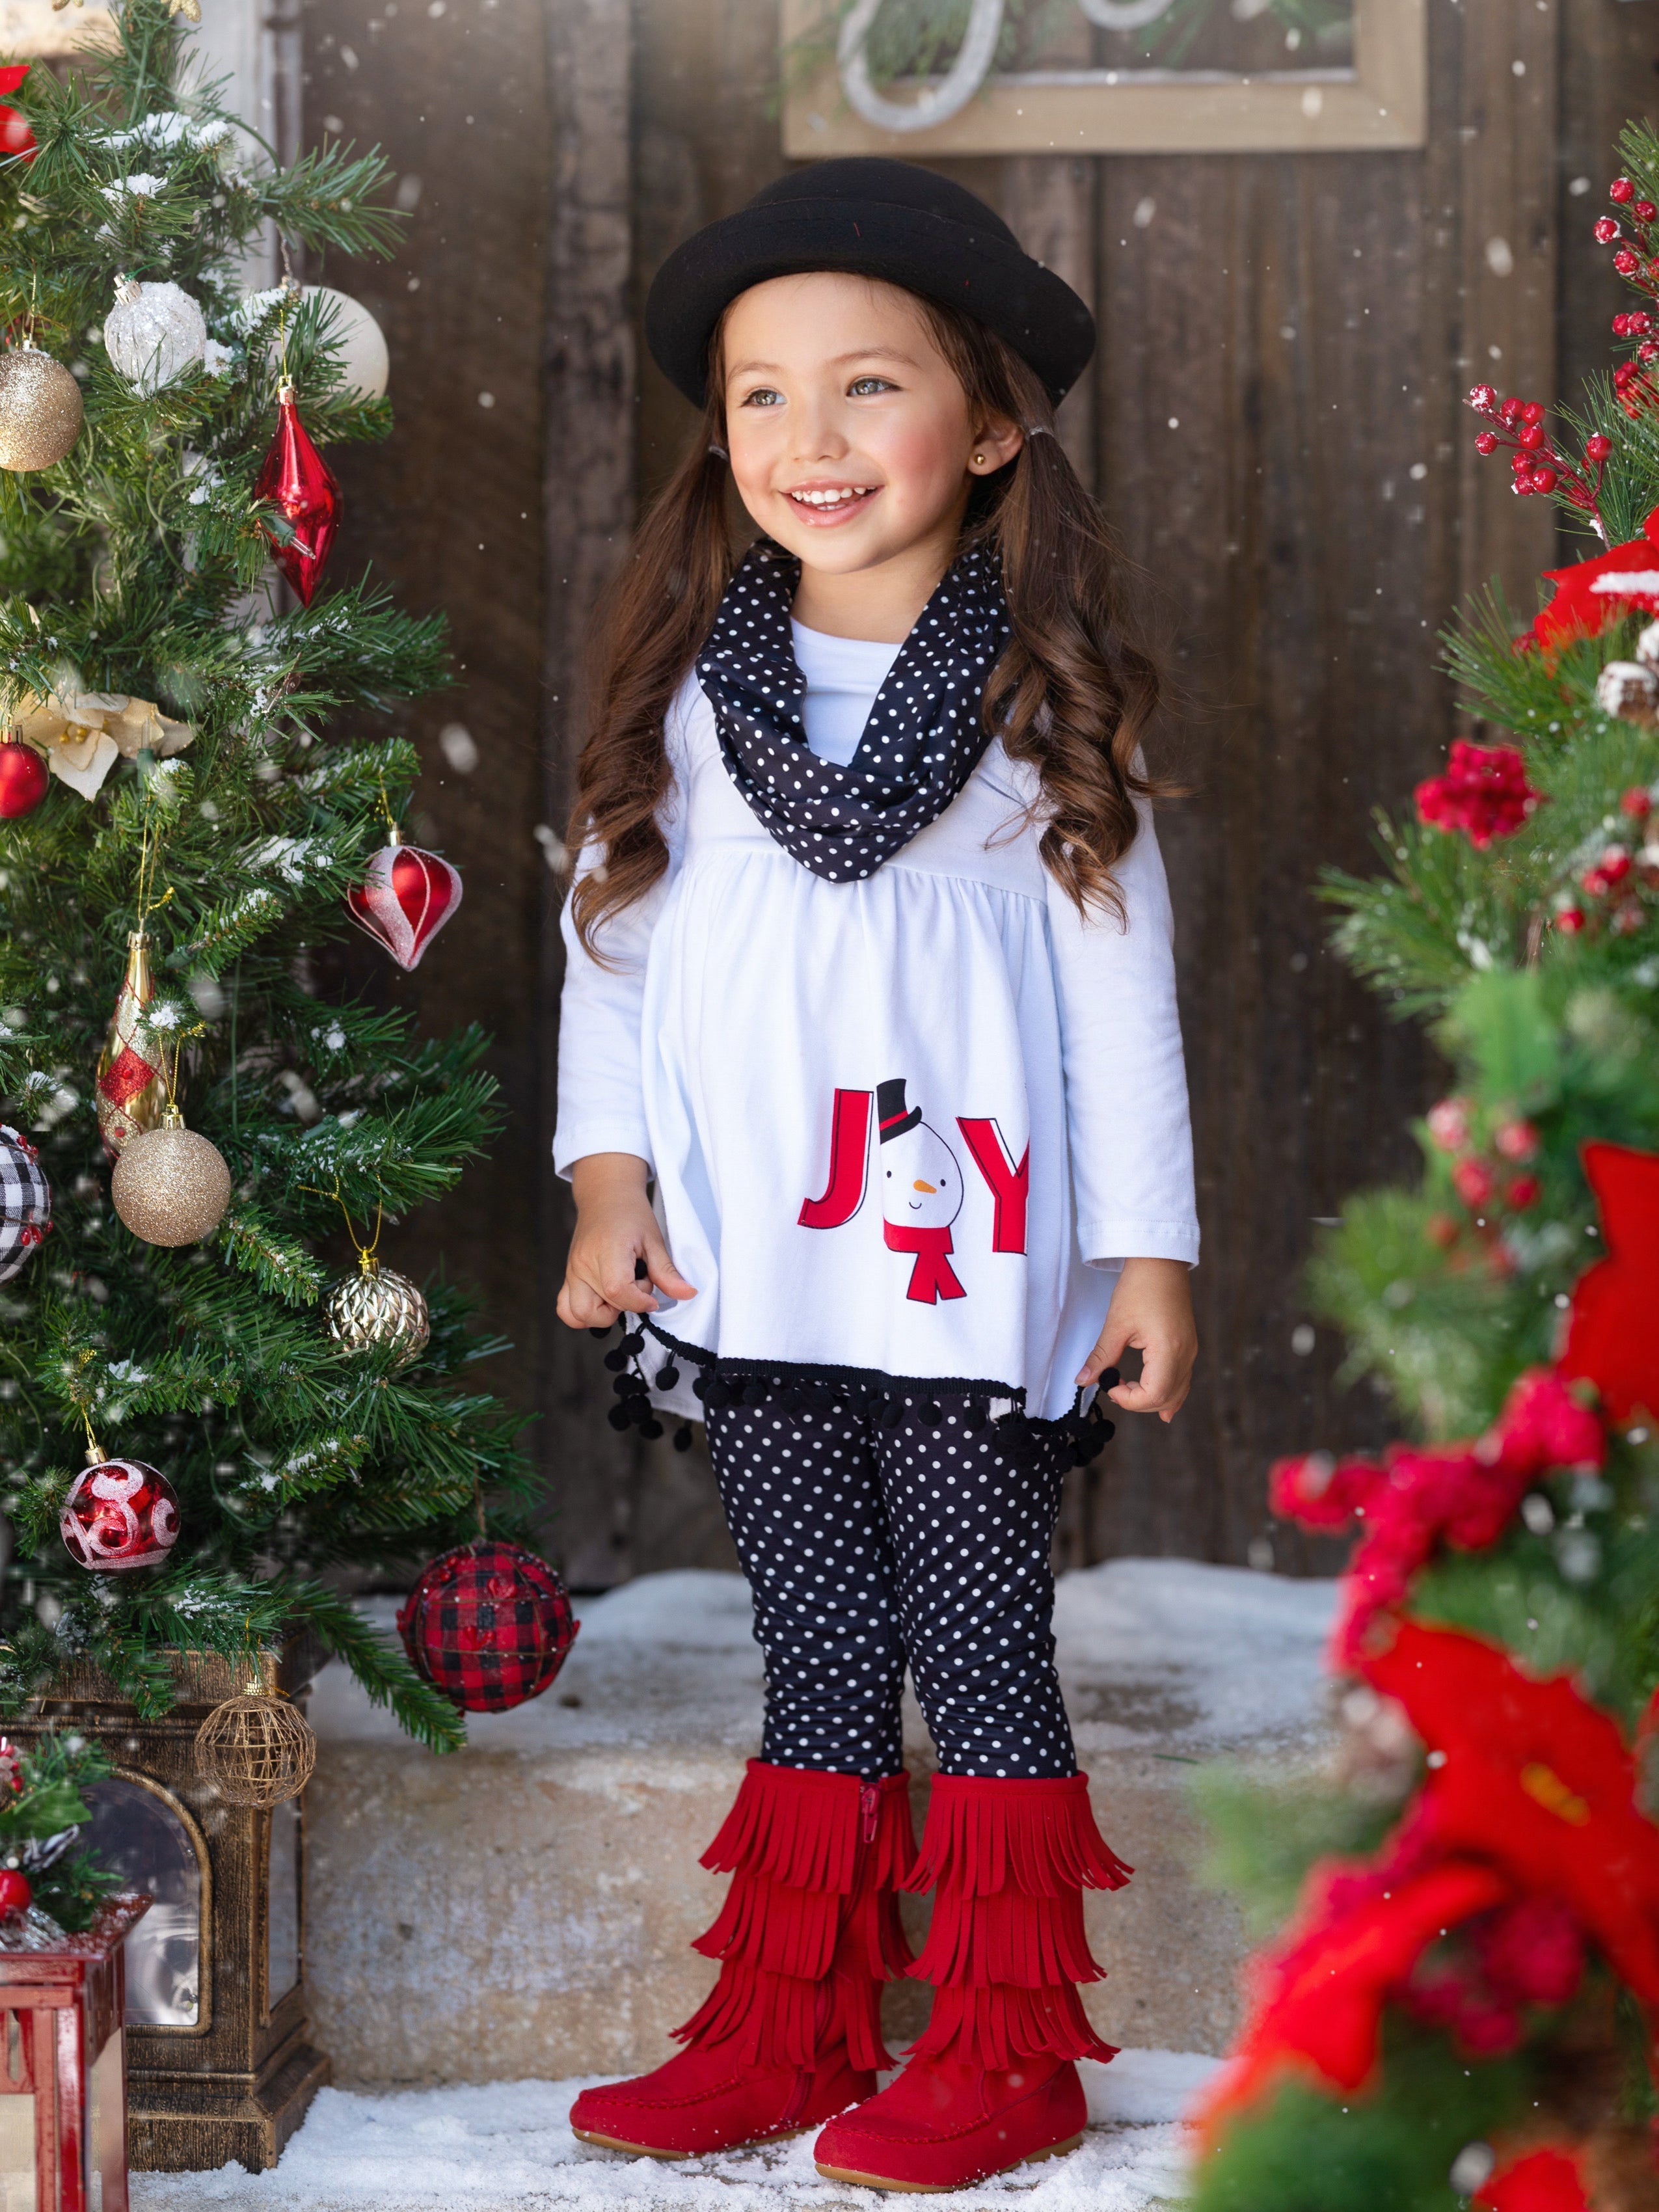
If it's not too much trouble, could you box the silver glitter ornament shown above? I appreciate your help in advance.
[104,276,206,392]
[0,347,83,470]
[325,1254,430,1367]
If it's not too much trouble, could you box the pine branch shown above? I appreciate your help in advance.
[281,1581,466,1752]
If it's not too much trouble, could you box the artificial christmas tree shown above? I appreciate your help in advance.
[0,0,537,2168]
[1189,124,1659,2212]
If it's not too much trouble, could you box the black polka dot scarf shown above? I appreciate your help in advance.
[696,536,1014,882]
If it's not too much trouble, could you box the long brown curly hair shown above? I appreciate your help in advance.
[568,291,1164,956]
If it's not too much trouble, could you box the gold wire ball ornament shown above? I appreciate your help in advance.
[0,347,83,472]
[326,1250,430,1367]
[193,1688,317,1809]
[111,1103,231,1246]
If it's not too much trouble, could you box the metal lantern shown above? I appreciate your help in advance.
[0,1895,149,2212]
[12,1638,328,2172]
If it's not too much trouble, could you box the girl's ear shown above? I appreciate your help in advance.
[968,414,1025,475]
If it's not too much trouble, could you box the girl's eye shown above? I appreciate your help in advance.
[848,376,895,397]
[740,386,784,408]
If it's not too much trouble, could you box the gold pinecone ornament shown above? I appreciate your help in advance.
[0,345,83,471]
[194,1687,317,1808]
[111,1103,231,1245]
[326,1250,430,1367]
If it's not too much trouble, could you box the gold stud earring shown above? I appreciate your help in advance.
[973,452,985,467]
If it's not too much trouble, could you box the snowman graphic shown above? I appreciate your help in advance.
[878,1078,967,1303]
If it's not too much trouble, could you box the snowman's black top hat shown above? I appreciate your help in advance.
[877,1078,921,1142]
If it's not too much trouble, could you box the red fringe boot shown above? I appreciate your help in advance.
[570,1760,915,2158]
[813,1774,1131,2191]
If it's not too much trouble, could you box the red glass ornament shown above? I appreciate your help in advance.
[0,740,47,818]
[254,381,341,606]
[60,1457,180,1571]
[0,1870,29,1920]
[0,66,34,164]
[398,1540,578,1713]
[345,832,463,971]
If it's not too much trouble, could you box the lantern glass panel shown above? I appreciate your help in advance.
[267,1800,300,2009]
[0,2075,33,2212]
[80,1783,200,2026]
[88,2026,124,2212]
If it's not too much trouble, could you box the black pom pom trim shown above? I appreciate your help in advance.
[672,1423,694,1452]
[606,1405,632,1432]
[656,1364,681,1390]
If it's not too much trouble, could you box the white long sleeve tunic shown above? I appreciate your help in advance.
[555,627,1198,1423]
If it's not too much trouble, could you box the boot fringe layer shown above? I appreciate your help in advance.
[910,1885,1103,1989]
[679,1762,916,2066]
[672,1954,891,2071]
[908,1982,1122,2069]
[703,1762,915,1894]
[902,1774,1132,1900]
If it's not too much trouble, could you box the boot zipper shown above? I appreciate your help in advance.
[860,1779,879,1843]
[778,2067,811,2130]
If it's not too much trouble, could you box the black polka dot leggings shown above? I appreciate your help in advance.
[704,1394,1077,1781]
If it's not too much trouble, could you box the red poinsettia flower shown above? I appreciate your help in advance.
[1476,2146,1591,2212]
[1530,504,1659,652]
[1363,1621,1659,2005]
[0,65,34,164]
[1191,1855,1511,2143]
[1271,1369,1604,1664]
[1416,742,1541,846]
[1560,1140,1659,1424]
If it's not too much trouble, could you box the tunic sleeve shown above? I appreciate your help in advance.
[551,690,689,1180]
[1045,792,1200,1269]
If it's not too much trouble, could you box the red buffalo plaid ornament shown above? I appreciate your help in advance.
[398,1540,578,1712]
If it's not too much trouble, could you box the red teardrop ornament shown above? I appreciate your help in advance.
[345,837,463,971]
[254,382,342,606]
[0,740,47,818]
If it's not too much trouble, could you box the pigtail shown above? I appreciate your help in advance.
[568,400,736,958]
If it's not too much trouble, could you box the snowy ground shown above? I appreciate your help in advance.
[129,2052,1219,2212]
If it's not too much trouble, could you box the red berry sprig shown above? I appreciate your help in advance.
[1597,174,1659,419]
[1464,386,1608,523]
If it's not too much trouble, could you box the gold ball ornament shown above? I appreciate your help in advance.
[194,1690,316,1809]
[110,1107,231,1246]
[0,347,83,472]
[326,1253,430,1367]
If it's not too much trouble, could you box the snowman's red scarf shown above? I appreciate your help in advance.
[883,1222,966,1304]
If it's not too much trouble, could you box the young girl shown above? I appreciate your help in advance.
[556,158,1198,2192]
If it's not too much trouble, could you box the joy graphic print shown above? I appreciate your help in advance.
[798,1077,1029,1303]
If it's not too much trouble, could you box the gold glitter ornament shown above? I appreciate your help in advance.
[95,931,167,1156]
[194,1688,316,1808]
[110,1105,231,1245]
[0,347,83,472]
[326,1251,430,1366]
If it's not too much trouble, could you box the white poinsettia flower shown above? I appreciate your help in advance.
[45,727,120,801]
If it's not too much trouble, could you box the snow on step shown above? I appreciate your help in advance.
[302,1562,1336,2088]
[129,2054,1222,2210]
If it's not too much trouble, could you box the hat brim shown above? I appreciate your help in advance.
[645,196,1096,411]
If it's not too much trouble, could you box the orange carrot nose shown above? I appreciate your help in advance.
[912,1179,937,1193]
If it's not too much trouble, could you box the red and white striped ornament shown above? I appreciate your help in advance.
[60,1456,181,1571]
[345,827,463,971]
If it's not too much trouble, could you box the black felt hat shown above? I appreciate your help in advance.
[645,157,1096,411]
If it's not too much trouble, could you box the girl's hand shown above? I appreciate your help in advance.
[557,1152,697,1330]
[1077,1256,1197,1423]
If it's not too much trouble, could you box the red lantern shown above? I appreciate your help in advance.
[60,1459,181,1572]
[254,381,340,606]
[398,1541,578,1712]
[0,740,47,819]
[345,830,463,971]
[0,1898,149,2212]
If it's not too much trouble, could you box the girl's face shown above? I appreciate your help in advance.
[720,273,1021,586]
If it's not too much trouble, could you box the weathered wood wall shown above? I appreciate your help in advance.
[306,0,1658,1585]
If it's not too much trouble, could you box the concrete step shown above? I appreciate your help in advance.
[304,1561,1336,2087]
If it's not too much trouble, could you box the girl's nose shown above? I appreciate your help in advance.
[913,1179,937,1194]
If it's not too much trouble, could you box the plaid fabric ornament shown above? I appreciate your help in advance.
[397,1540,578,1713]
[0,1124,50,1284]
